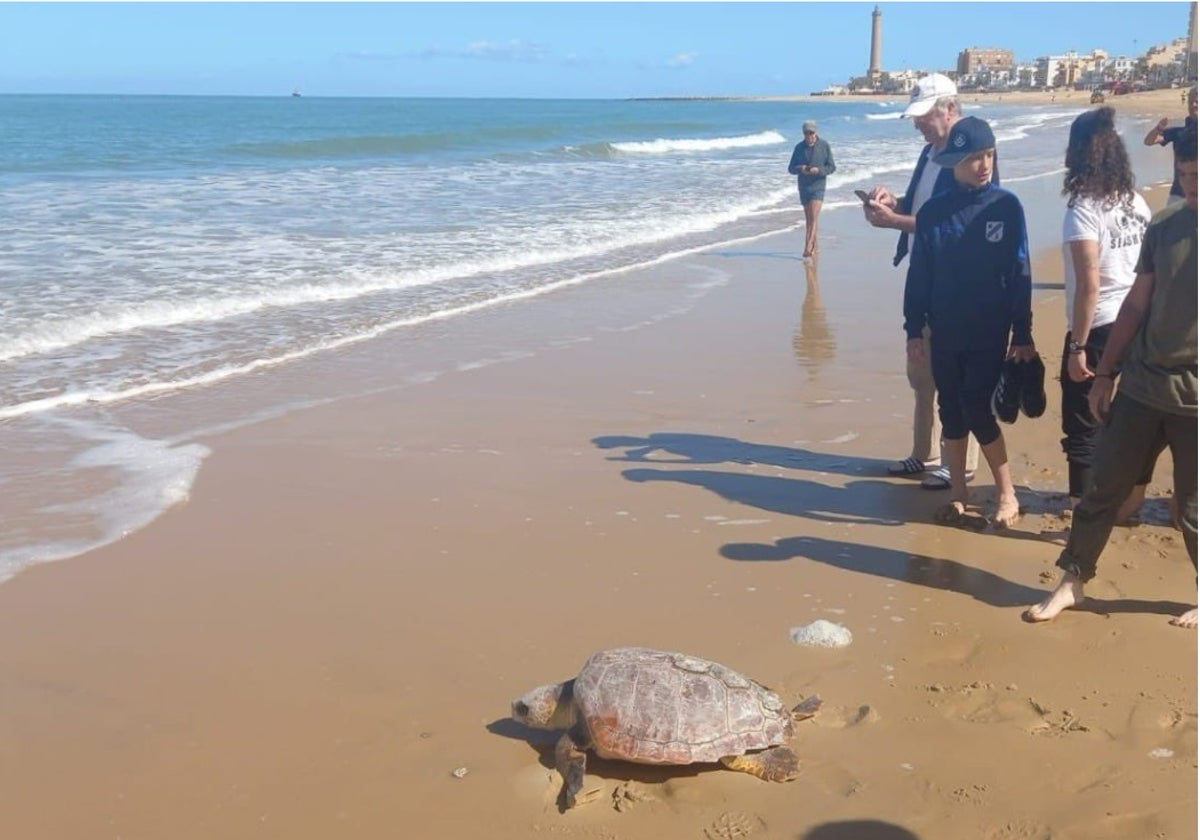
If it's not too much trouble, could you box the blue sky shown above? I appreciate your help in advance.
[0,2,1191,98]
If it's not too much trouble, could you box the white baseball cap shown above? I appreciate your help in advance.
[902,73,958,118]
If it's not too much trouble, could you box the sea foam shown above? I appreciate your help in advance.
[790,619,853,648]
[612,131,786,154]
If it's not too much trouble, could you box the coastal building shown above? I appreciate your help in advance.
[1109,55,1136,80]
[829,3,1195,93]
[955,48,1017,90]
[1143,38,1191,86]
[1190,1,1198,81]
[956,47,1015,77]
[1033,55,1066,89]
[1034,50,1114,89]
[1074,50,1110,88]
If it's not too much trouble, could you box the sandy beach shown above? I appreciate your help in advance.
[757,87,1193,119]
[0,117,1195,840]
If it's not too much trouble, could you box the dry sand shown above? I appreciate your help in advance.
[0,146,1194,838]
[758,87,1192,119]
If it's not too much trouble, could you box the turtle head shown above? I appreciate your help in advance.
[511,680,576,730]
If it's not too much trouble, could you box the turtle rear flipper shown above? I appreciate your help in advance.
[720,745,800,782]
[791,694,823,721]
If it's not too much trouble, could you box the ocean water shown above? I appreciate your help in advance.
[0,94,1148,582]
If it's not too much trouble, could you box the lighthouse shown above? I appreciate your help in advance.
[868,5,883,86]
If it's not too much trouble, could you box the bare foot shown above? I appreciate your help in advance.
[992,494,1021,529]
[935,500,967,524]
[1170,608,1198,629]
[1024,573,1085,622]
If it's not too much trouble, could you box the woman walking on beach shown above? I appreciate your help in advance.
[1060,107,1154,516]
[787,120,836,258]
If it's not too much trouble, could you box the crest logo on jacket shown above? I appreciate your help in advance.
[985,221,1004,242]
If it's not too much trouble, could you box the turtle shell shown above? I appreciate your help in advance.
[572,647,793,765]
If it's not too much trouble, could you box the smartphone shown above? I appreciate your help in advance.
[854,189,873,204]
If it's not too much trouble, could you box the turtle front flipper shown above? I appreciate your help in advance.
[791,694,823,721]
[720,746,800,782]
[554,729,601,810]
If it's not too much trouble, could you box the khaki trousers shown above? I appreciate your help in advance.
[907,328,980,471]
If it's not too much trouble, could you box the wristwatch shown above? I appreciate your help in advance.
[1067,339,1085,354]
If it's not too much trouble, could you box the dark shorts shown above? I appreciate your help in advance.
[930,342,1006,445]
[799,183,826,204]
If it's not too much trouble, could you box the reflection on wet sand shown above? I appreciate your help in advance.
[793,255,836,367]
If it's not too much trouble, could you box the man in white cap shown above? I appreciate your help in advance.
[859,73,994,491]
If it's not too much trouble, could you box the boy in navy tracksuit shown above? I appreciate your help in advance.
[903,117,1036,527]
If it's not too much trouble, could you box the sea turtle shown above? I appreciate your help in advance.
[511,646,822,809]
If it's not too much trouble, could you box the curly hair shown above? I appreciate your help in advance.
[1063,107,1135,207]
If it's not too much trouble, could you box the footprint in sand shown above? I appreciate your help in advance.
[1121,701,1198,758]
[611,780,656,813]
[703,811,767,840]
[1057,811,1170,839]
[814,703,880,729]
[1026,697,1093,736]
[922,682,1092,735]
[949,783,990,805]
[985,820,1053,840]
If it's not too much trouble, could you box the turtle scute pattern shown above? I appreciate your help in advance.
[573,647,794,765]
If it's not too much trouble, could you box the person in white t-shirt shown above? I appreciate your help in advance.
[1061,107,1155,515]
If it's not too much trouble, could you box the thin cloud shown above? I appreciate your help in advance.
[559,52,593,68]
[333,50,404,62]
[463,39,550,62]
[339,41,553,64]
[637,52,701,71]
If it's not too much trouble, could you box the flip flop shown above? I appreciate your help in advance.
[920,467,977,490]
[887,457,926,476]
[1020,354,1047,418]
[992,358,1022,424]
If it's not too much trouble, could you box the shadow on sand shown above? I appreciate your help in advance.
[800,820,922,840]
[595,432,885,479]
[622,467,907,528]
[1029,595,1194,621]
[721,534,1045,608]
[488,718,709,811]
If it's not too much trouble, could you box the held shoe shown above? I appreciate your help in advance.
[1019,354,1047,418]
[992,358,1022,424]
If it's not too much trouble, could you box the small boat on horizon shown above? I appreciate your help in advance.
[292,87,302,97]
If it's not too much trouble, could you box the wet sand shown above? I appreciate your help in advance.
[0,177,1193,836]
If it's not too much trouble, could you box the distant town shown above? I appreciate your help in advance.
[816,4,1198,96]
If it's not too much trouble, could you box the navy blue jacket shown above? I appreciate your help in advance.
[787,138,836,189]
[1159,115,1197,197]
[903,181,1032,350]
[893,144,1000,267]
